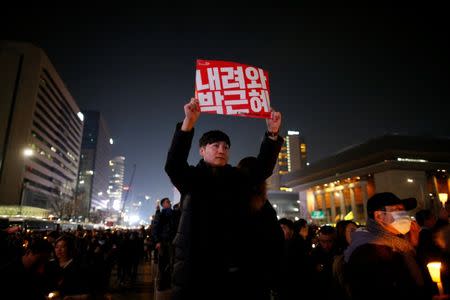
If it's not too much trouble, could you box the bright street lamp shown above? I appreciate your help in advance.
[23,148,33,157]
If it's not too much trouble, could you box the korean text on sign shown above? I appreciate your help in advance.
[195,60,271,119]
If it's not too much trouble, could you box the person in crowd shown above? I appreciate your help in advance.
[52,234,91,300]
[277,218,313,300]
[165,97,282,299]
[293,218,313,254]
[432,225,450,299]
[310,225,338,300]
[416,209,442,265]
[0,237,53,299]
[152,197,178,291]
[343,192,428,300]
[333,220,358,300]
[237,156,284,299]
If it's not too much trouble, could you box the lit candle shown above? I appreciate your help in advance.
[438,193,448,207]
[427,262,444,295]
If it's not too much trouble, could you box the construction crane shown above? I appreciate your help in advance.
[118,163,136,226]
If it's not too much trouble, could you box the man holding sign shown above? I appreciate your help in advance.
[165,94,282,299]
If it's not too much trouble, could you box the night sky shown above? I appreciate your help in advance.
[2,4,449,214]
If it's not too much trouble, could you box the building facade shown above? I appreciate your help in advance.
[107,156,125,211]
[281,135,450,225]
[0,41,83,217]
[268,130,307,191]
[76,111,112,218]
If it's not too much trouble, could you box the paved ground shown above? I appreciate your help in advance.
[108,261,155,300]
[108,260,172,300]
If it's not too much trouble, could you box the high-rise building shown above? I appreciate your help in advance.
[278,130,307,174]
[0,41,83,217]
[76,111,112,217]
[267,130,307,190]
[107,156,125,211]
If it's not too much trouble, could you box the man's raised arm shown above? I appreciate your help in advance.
[165,98,201,193]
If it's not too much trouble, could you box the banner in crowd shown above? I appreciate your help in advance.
[195,59,271,119]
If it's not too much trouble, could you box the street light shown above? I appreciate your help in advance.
[23,148,33,157]
[20,148,34,215]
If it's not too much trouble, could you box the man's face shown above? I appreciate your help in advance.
[162,199,171,209]
[375,204,408,234]
[318,233,335,253]
[199,141,230,167]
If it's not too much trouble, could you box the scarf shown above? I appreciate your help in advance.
[365,218,415,254]
[365,219,424,287]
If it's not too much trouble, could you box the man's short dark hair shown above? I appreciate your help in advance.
[199,130,231,148]
[161,197,171,206]
[278,218,294,230]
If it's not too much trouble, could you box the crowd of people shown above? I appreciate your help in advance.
[0,225,152,299]
[1,98,449,300]
[160,97,450,300]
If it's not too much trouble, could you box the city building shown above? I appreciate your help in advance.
[267,190,300,220]
[265,130,307,219]
[281,134,450,225]
[267,130,307,190]
[107,156,125,211]
[76,111,112,218]
[0,41,83,218]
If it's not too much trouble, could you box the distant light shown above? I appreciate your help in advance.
[145,195,150,200]
[109,138,114,145]
[288,130,299,135]
[306,162,310,166]
[407,178,414,183]
[273,204,277,208]
[23,148,34,157]
[77,112,84,122]
[129,215,140,223]
[294,217,299,221]
[397,157,428,163]
[296,200,300,203]
[294,208,299,212]
[50,146,57,152]
[79,180,85,185]
[98,192,103,196]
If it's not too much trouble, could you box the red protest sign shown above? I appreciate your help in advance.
[195,59,271,119]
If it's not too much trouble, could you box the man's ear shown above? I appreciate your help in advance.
[374,211,384,222]
[199,146,205,157]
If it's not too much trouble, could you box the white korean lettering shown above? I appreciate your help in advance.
[249,89,270,113]
[245,67,261,89]
[199,91,224,114]
[207,67,222,90]
[220,66,245,89]
[195,70,209,91]
[223,90,249,115]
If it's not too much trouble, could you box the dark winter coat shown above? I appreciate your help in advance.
[165,123,283,299]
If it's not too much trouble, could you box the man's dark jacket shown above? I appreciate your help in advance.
[165,123,283,299]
